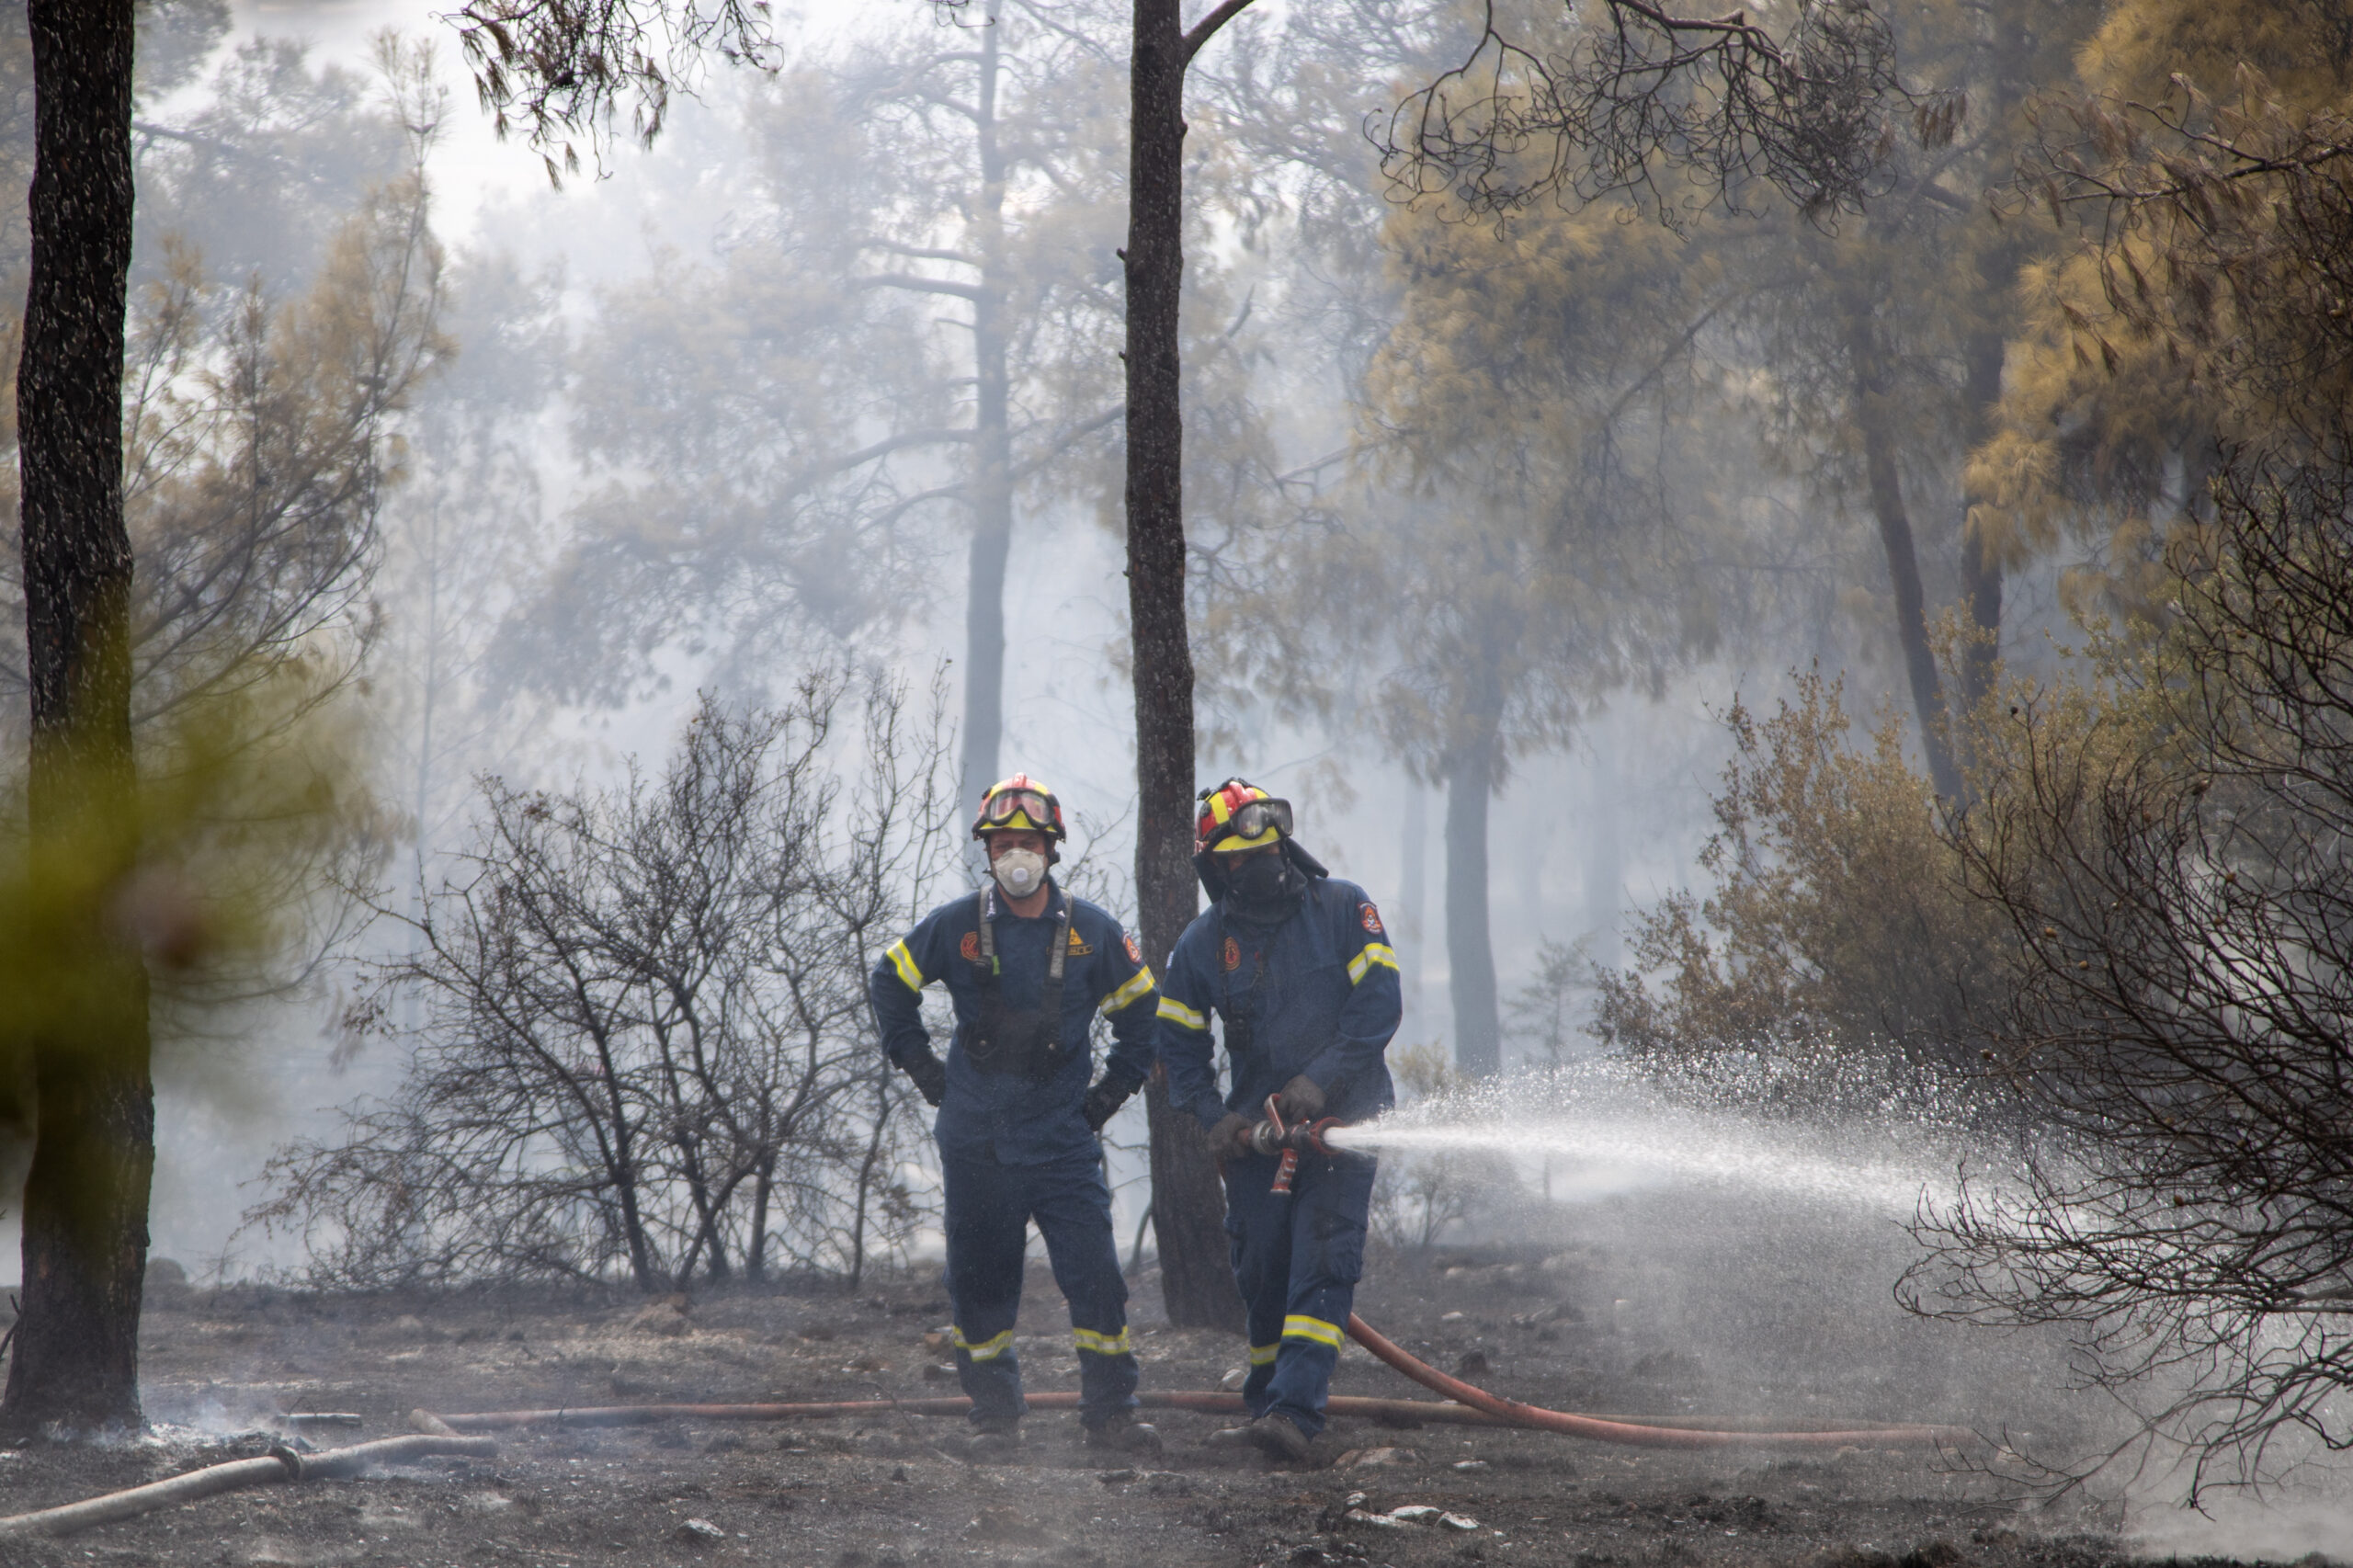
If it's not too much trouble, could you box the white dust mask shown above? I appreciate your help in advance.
[993,848,1047,900]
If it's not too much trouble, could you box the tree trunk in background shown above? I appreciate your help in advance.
[1583,743,1622,967]
[1842,297,1963,801]
[1125,0,1241,1332]
[1397,780,1427,1030]
[1956,329,2005,724]
[1955,2,2028,731]
[1444,693,1503,1078]
[3,0,153,1435]
[961,10,1013,819]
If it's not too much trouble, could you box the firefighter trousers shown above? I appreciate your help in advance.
[1222,1148,1377,1438]
[941,1145,1140,1430]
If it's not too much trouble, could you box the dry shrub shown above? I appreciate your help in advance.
[1593,671,2010,1083]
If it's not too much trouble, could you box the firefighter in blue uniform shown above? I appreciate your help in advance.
[1156,779,1402,1462]
[869,775,1163,1458]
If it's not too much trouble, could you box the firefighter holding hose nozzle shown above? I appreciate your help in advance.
[1156,779,1402,1463]
[869,775,1165,1460]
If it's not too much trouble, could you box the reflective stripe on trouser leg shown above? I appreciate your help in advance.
[1029,1150,1141,1427]
[1243,1338,1282,1414]
[942,1150,1029,1428]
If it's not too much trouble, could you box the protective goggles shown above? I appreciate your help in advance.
[978,788,1057,831]
[1206,797,1291,849]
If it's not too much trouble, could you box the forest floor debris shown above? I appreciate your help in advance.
[0,1192,2270,1566]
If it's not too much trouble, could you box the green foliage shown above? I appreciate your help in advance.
[0,664,388,1177]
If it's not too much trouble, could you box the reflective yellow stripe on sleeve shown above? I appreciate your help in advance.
[1073,1326,1131,1356]
[1347,943,1399,984]
[1101,967,1156,1015]
[952,1326,1015,1361]
[1247,1343,1279,1367]
[1281,1314,1346,1349]
[1157,995,1207,1030]
[885,938,925,993]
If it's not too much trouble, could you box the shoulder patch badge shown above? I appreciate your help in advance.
[959,931,981,962]
[1222,935,1243,971]
[1124,932,1142,965]
[1360,903,1385,935]
[1067,928,1095,956]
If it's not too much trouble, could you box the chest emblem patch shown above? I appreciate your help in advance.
[1222,936,1242,971]
[960,931,981,962]
[1067,929,1095,956]
[1360,903,1384,935]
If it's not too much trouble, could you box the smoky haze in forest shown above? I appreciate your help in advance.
[116,0,1837,1280]
[18,0,2353,1528]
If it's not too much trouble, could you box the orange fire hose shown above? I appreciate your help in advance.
[1340,1314,1973,1449]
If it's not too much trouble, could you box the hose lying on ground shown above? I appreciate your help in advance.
[436,1312,1973,1451]
[0,1309,1967,1543]
[434,1392,1511,1430]
[0,1431,497,1540]
[1340,1314,1975,1450]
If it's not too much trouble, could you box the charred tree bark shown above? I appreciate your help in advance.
[2,0,152,1436]
[1842,299,1962,801]
[1954,2,2029,730]
[961,10,1013,815]
[1397,781,1427,1025]
[1443,679,1503,1078]
[1124,0,1252,1332]
[1956,330,2006,723]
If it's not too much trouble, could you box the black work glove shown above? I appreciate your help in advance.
[1083,1072,1142,1132]
[902,1050,948,1108]
[1275,1074,1325,1121]
[1207,1111,1256,1161]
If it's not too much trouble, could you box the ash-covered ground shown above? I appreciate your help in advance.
[0,1188,2300,1568]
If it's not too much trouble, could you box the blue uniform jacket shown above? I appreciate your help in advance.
[870,881,1159,1165]
[1156,875,1402,1131]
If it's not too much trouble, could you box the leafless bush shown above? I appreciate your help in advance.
[249,669,957,1292]
[1904,443,2353,1499]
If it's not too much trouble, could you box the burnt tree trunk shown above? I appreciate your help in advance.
[1443,671,1503,1078]
[2,0,153,1436]
[961,9,1013,817]
[1954,3,2029,731]
[1124,0,1251,1332]
[1842,296,1962,801]
[1956,328,2006,724]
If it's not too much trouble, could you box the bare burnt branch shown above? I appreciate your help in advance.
[247,670,958,1291]
[1379,0,1915,224]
